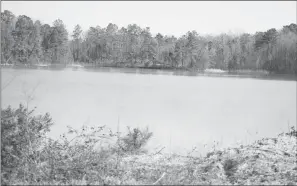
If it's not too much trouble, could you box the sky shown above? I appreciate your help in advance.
[2,1,296,37]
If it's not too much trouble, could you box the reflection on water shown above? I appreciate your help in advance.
[1,68,296,156]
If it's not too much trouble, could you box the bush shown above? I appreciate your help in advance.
[1,104,53,185]
[36,125,119,184]
[1,105,154,185]
[117,126,153,155]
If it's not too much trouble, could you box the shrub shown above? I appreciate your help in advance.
[1,104,154,185]
[1,104,53,184]
[117,126,153,155]
[35,125,121,184]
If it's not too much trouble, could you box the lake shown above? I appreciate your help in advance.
[1,68,296,156]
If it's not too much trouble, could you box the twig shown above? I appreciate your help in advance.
[151,147,165,156]
[187,146,198,157]
[153,172,166,185]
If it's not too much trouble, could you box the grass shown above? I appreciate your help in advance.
[1,104,297,185]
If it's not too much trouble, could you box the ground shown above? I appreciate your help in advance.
[113,131,297,185]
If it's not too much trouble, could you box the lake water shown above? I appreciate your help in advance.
[1,68,296,156]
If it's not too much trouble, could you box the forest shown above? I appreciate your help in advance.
[1,10,297,74]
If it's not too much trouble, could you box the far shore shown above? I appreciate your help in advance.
[1,63,296,81]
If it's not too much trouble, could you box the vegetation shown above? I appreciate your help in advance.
[1,104,154,185]
[1,10,297,74]
[1,105,297,185]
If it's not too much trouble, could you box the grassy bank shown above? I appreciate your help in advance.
[1,104,297,185]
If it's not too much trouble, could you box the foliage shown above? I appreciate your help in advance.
[1,105,154,185]
[11,15,35,63]
[1,104,53,185]
[117,126,153,155]
[1,10,16,64]
[1,9,297,73]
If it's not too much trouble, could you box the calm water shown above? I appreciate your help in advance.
[1,68,296,156]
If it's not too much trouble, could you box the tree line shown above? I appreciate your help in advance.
[1,10,297,74]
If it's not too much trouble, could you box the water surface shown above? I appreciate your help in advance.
[2,68,296,156]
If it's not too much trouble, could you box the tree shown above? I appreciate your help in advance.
[11,15,35,64]
[225,37,242,71]
[139,27,157,64]
[190,31,207,69]
[40,24,53,63]
[71,24,83,62]
[1,10,16,64]
[50,19,69,64]
[211,34,229,70]
[238,33,251,68]
[257,28,278,73]
[79,33,89,63]
[28,21,42,64]
[264,26,297,74]
[117,27,129,63]
[174,35,187,67]
[155,33,164,62]
[105,23,119,62]
[2,9,297,74]
[126,24,142,64]
[156,35,175,66]
[106,23,118,35]
[85,26,107,64]
[206,41,217,69]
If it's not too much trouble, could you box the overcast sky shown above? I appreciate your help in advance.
[2,1,296,37]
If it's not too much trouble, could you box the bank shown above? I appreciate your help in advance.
[1,63,296,81]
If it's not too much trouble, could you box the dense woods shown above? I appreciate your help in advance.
[1,10,297,74]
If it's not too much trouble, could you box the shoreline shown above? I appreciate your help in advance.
[1,64,296,81]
